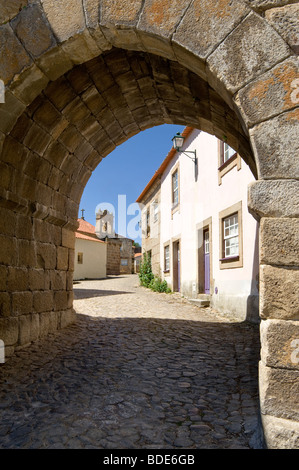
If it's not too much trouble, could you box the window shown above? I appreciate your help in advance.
[223,143,236,163]
[77,252,83,264]
[218,141,241,185]
[146,207,150,236]
[164,245,170,272]
[204,230,210,255]
[121,259,128,266]
[219,202,243,269]
[223,214,239,258]
[172,170,179,208]
[153,201,159,223]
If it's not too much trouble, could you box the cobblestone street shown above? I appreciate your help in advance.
[0,275,263,449]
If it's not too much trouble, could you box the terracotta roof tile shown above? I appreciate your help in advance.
[76,219,105,243]
[77,218,96,234]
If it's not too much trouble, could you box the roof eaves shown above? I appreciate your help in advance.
[136,126,194,203]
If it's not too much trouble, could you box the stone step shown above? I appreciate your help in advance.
[188,297,210,308]
[197,294,210,301]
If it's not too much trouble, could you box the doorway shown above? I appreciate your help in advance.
[173,240,180,292]
[197,219,212,295]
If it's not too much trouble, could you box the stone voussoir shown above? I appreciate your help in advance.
[265,4,299,54]
[0,0,28,25]
[173,0,250,60]
[250,108,299,180]
[246,0,299,12]
[11,3,57,60]
[207,11,291,95]
[0,23,32,86]
[41,0,86,43]
[236,56,299,128]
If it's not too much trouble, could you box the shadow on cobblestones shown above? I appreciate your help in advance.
[74,289,134,299]
[0,308,262,449]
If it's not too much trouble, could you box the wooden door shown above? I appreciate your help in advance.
[204,229,210,294]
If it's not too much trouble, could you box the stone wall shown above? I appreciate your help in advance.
[248,182,299,448]
[119,238,133,274]
[106,239,121,276]
[0,210,75,356]
[139,178,161,277]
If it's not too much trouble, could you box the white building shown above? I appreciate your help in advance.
[137,127,259,322]
[74,218,107,281]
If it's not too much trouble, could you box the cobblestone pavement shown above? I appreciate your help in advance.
[0,275,263,449]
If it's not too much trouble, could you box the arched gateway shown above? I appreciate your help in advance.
[0,0,298,448]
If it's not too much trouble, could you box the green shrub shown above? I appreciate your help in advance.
[149,277,171,293]
[139,255,171,293]
[139,253,154,287]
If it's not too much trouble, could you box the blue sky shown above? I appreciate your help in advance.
[79,124,185,244]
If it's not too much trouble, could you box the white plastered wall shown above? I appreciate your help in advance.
[160,130,259,322]
[74,238,107,281]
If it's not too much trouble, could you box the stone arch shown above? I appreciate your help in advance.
[0,0,298,448]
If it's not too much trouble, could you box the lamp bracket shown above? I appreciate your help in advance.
[180,149,197,164]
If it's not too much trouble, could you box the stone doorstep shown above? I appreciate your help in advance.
[187,295,211,308]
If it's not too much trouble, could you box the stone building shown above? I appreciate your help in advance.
[136,173,161,277]
[95,209,115,239]
[134,252,142,273]
[137,127,259,322]
[95,209,134,275]
[105,238,122,276]
[119,235,134,274]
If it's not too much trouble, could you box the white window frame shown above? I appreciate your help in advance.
[204,230,210,255]
[218,140,241,185]
[223,143,236,163]
[164,245,170,272]
[146,207,150,236]
[172,170,179,208]
[223,213,239,258]
[153,200,159,223]
[219,202,243,269]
